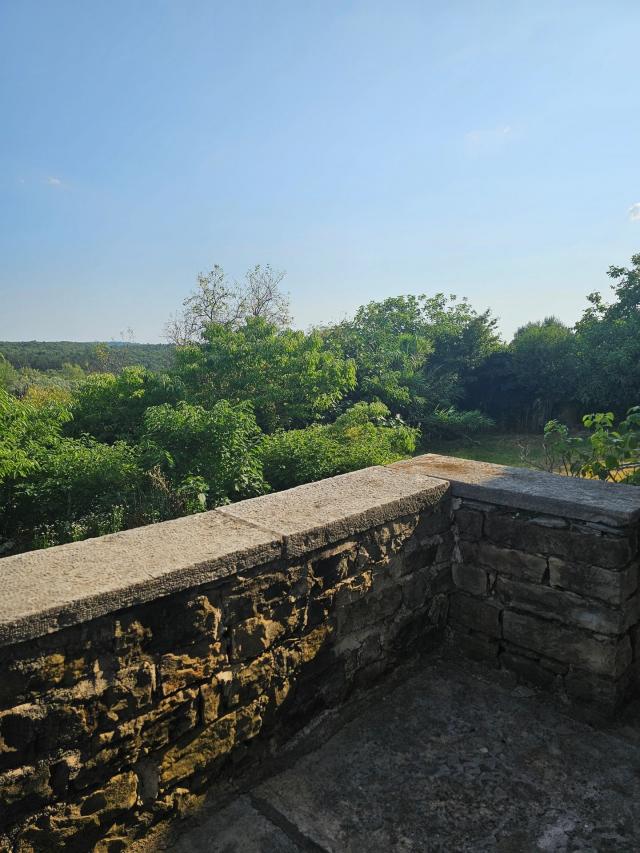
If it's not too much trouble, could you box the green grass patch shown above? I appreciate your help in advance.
[422,433,545,468]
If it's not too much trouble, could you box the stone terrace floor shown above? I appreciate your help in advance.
[146,659,640,853]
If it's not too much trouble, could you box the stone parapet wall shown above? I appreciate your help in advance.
[393,455,640,718]
[451,498,637,713]
[1,456,640,851]
[0,468,451,851]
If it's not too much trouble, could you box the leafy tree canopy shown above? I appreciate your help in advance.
[325,294,500,424]
[140,400,267,505]
[175,318,356,432]
[68,367,184,443]
[261,402,419,490]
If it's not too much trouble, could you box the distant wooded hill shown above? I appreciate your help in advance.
[0,341,175,372]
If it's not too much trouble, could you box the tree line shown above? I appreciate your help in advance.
[1,254,638,556]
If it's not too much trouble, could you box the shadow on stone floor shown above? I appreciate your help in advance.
[140,656,640,853]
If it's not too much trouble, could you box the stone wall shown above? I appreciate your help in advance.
[0,467,451,852]
[1,456,640,851]
[393,455,640,718]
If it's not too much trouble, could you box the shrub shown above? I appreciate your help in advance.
[261,402,419,491]
[421,405,494,439]
[543,407,640,484]
[2,436,149,552]
[140,400,267,505]
[68,366,184,442]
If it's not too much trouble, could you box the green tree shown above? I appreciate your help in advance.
[140,400,267,505]
[0,354,19,392]
[175,318,356,432]
[0,390,152,552]
[0,387,69,480]
[573,253,640,414]
[509,317,577,428]
[68,366,184,442]
[325,294,500,426]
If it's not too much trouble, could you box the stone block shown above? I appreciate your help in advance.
[0,511,282,648]
[413,501,452,538]
[220,466,449,557]
[502,610,632,677]
[455,507,484,540]
[563,668,627,714]
[452,561,487,596]
[78,771,138,817]
[473,540,547,583]
[449,593,501,637]
[0,763,51,810]
[392,453,640,526]
[160,712,237,789]
[495,576,635,636]
[549,557,638,605]
[452,629,499,662]
[484,513,635,569]
[159,644,224,697]
[403,541,439,574]
[231,618,286,662]
[200,683,222,725]
[499,651,560,691]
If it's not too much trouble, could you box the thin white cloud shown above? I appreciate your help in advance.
[629,202,640,222]
[464,125,513,155]
[46,176,63,187]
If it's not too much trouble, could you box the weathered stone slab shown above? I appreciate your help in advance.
[242,662,640,853]
[391,454,640,526]
[549,557,639,606]
[0,512,282,648]
[484,512,635,569]
[502,611,632,677]
[465,539,548,582]
[495,576,636,635]
[221,466,449,557]
[168,794,304,853]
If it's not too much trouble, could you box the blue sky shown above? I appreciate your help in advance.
[1,0,639,343]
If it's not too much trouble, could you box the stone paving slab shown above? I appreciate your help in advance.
[169,795,304,853]
[170,661,640,852]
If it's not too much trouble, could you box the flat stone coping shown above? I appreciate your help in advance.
[220,465,448,557]
[391,454,640,526]
[0,466,445,648]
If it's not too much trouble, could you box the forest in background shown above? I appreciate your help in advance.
[2,254,639,557]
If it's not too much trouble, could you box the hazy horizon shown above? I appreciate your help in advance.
[2,0,639,343]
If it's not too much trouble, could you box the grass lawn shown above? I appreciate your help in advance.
[421,432,546,469]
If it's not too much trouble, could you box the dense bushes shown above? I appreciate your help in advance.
[0,390,151,552]
[419,406,494,440]
[140,400,267,505]
[68,367,184,442]
[542,407,640,484]
[2,252,640,555]
[175,318,356,432]
[261,402,419,490]
[464,254,640,428]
